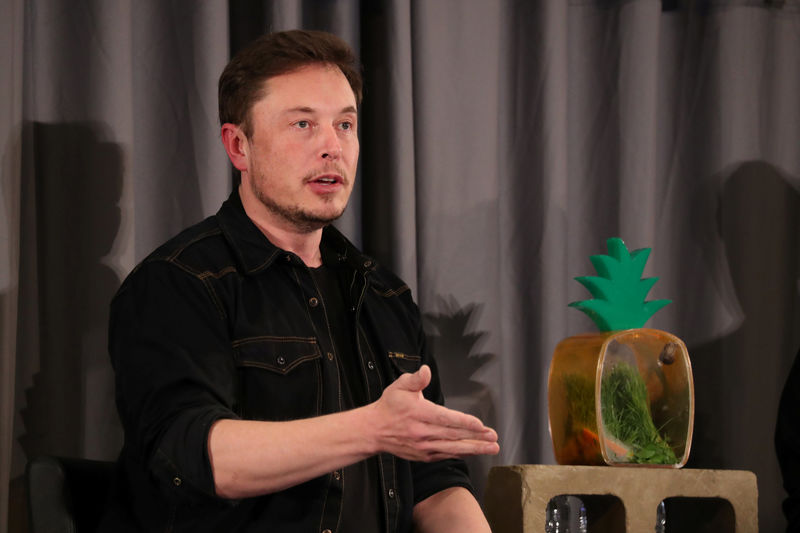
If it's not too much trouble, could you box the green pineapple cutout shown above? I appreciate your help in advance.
[569,237,671,331]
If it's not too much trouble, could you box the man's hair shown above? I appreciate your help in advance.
[218,29,362,138]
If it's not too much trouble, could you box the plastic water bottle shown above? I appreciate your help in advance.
[576,498,588,533]
[655,500,666,533]
[545,496,565,533]
[545,496,588,533]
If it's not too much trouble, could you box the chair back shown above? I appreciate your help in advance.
[26,455,115,533]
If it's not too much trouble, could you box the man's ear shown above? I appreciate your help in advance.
[221,123,249,173]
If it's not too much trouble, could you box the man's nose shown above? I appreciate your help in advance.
[319,125,342,160]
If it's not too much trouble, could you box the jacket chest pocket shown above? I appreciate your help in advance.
[234,337,323,421]
[387,351,422,377]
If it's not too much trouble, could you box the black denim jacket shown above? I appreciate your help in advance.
[100,190,472,533]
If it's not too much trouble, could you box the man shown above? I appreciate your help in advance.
[100,30,499,532]
[776,347,800,532]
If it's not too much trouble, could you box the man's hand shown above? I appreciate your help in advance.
[366,365,499,462]
[209,364,499,498]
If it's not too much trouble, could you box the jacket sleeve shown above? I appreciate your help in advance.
[110,260,239,504]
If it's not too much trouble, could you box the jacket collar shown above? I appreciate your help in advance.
[216,188,377,276]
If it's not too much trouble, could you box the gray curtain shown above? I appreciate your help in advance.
[4,1,800,531]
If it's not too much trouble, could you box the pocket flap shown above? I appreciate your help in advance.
[388,351,422,374]
[234,337,321,375]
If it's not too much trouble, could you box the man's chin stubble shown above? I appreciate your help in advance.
[257,194,346,233]
[288,210,343,233]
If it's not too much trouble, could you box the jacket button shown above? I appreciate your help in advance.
[367,361,375,370]
[388,488,396,498]
[309,297,319,307]
[327,352,334,361]
[322,530,332,533]
[277,356,286,366]
[333,470,341,480]
[173,476,182,486]
[363,260,373,268]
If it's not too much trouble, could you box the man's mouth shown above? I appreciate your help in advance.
[313,175,341,184]
[308,173,344,186]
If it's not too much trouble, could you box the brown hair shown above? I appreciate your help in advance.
[218,30,362,138]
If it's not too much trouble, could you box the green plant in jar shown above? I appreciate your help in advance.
[548,238,694,467]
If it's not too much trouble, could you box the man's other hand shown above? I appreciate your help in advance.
[366,365,500,462]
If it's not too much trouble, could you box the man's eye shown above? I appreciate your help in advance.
[339,122,353,131]
[295,120,310,129]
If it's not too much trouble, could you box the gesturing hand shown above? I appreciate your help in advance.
[367,365,499,462]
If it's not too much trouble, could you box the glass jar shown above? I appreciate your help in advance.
[548,328,694,467]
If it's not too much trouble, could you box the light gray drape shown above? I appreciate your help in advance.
[5,2,230,531]
[4,1,800,531]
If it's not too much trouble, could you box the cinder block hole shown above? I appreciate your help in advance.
[545,494,625,533]
[657,497,736,533]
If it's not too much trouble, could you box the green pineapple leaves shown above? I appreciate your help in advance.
[569,238,671,331]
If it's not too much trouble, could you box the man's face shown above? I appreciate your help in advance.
[242,64,359,233]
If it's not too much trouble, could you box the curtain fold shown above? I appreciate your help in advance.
[360,0,419,291]
[499,0,572,467]
[5,1,800,531]
[7,2,230,530]
[1,1,25,529]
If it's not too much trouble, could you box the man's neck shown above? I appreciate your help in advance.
[239,186,324,267]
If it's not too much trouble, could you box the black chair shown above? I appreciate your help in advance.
[26,455,115,533]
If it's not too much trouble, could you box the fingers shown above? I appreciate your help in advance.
[409,423,497,444]
[389,371,498,439]
[394,437,501,462]
[423,438,500,458]
[399,408,499,462]
[424,403,489,434]
[401,395,494,437]
[373,364,501,461]
[393,364,432,393]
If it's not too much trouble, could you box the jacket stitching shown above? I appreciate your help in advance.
[232,336,317,347]
[246,249,282,274]
[165,228,223,262]
[200,277,227,321]
[370,285,410,297]
[198,266,238,280]
[237,353,321,373]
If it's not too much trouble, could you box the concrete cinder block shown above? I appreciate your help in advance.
[484,464,758,532]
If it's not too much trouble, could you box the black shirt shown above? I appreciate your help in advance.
[99,189,473,533]
[311,264,382,533]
